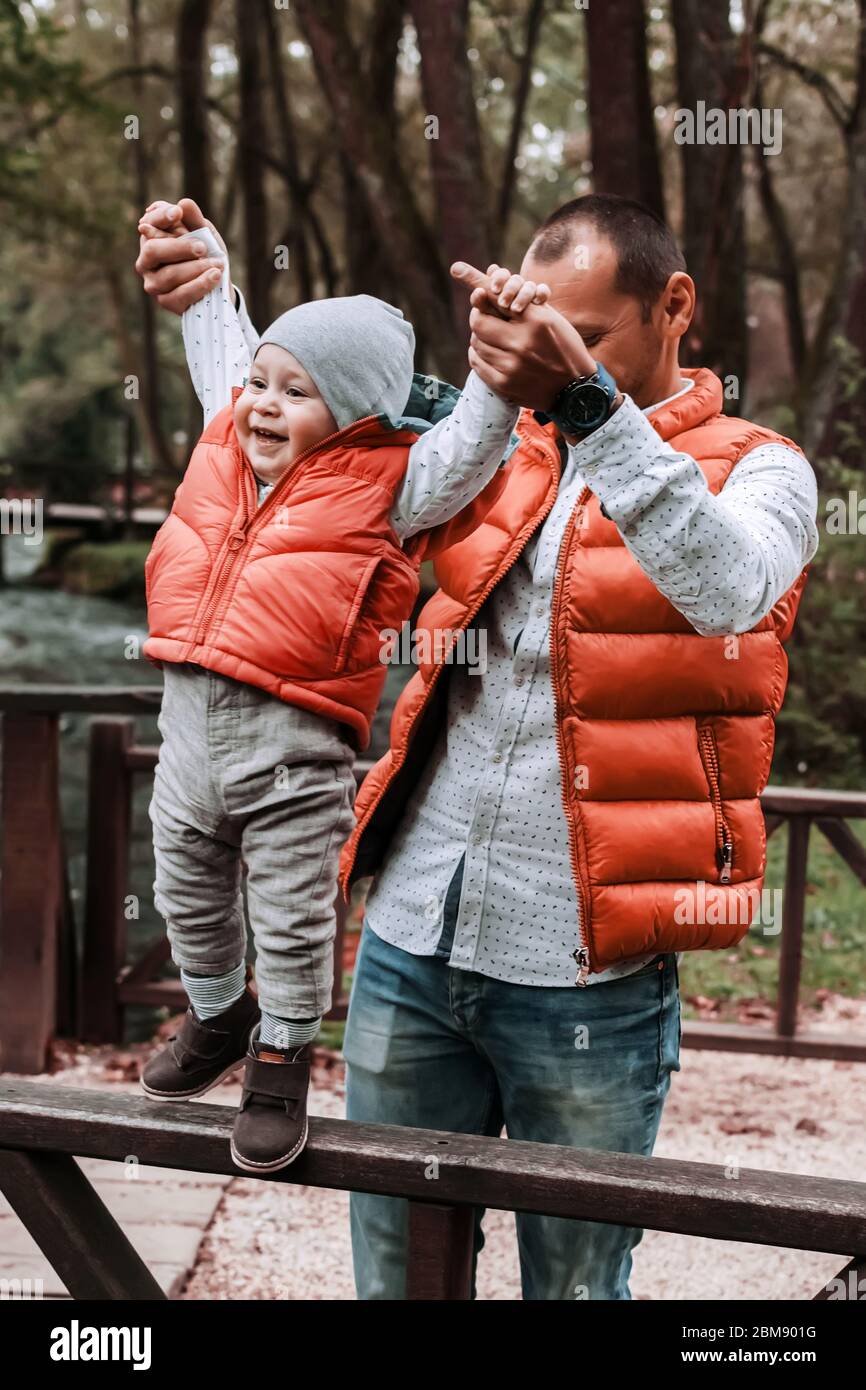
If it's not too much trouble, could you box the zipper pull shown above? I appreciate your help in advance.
[572,946,590,988]
[718,840,733,884]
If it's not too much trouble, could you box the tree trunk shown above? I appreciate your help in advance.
[584,0,665,218]
[104,269,177,481]
[260,0,326,304]
[127,0,176,474]
[341,155,395,300]
[671,0,748,397]
[495,0,547,257]
[802,0,866,460]
[410,0,492,337]
[292,0,463,382]
[176,0,212,213]
[236,0,270,327]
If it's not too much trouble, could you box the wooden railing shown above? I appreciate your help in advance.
[0,1078,863,1300]
[2,685,866,1073]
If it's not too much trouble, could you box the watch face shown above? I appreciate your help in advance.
[566,381,610,429]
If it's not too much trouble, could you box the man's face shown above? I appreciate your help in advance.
[520,227,665,406]
[234,343,338,484]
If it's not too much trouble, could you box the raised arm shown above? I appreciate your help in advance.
[176,226,254,424]
[136,200,259,425]
[390,263,550,541]
[391,371,519,539]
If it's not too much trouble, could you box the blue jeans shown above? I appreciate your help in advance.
[343,864,682,1300]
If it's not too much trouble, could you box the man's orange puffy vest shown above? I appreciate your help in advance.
[144,391,430,750]
[339,368,810,977]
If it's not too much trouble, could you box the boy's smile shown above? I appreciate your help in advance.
[234,343,338,485]
[249,422,289,449]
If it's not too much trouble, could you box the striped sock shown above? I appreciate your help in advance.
[259,1011,321,1051]
[180,961,247,1020]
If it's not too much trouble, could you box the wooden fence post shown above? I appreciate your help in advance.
[329,890,348,1021]
[80,717,134,1044]
[406,1202,475,1299]
[0,712,62,1072]
[778,815,810,1039]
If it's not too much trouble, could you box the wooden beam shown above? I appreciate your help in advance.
[762,785,866,818]
[0,687,163,715]
[119,933,172,989]
[1,1081,865,1256]
[682,1019,866,1062]
[117,979,186,1010]
[0,1149,165,1300]
[815,817,866,888]
[125,743,159,773]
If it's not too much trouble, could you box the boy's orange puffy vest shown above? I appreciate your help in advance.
[339,368,811,977]
[143,388,508,750]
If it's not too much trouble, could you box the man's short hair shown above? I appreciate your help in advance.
[528,193,687,320]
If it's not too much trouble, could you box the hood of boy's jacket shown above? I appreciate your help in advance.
[393,372,462,431]
[392,372,521,463]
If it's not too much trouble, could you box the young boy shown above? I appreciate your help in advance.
[140,216,548,1172]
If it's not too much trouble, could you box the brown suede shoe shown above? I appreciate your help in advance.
[229,1024,311,1173]
[141,978,260,1101]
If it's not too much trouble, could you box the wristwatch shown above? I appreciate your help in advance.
[542,360,620,436]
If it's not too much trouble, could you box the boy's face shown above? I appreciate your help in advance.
[234,343,338,482]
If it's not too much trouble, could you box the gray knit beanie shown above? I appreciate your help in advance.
[255,294,416,430]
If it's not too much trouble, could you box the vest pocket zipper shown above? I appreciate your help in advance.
[333,553,384,674]
[697,725,733,883]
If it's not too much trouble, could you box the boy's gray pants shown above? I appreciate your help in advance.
[148,663,357,1019]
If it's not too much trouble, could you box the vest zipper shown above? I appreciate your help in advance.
[194,416,379,647]
[697,725,733,883]
[549,486,594,986]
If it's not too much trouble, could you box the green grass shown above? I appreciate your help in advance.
[678,820,866,1020]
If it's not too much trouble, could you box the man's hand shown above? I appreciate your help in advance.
[451,260,552,319]
[450,260,598,412]
[135,198,227,315]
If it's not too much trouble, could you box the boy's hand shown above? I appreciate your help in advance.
[135,198,228,314]
[450,260,598,411]
[451,261,550,319]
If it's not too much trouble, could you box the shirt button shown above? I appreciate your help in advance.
[491,751,502,763]
[535,603,546,616]
[514,675,524,687]
[472,833,483,846]
[624,523,637,538]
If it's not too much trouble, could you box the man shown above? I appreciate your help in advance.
[136,194,818,1299]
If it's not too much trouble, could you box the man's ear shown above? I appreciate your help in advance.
[661,271,695,341]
